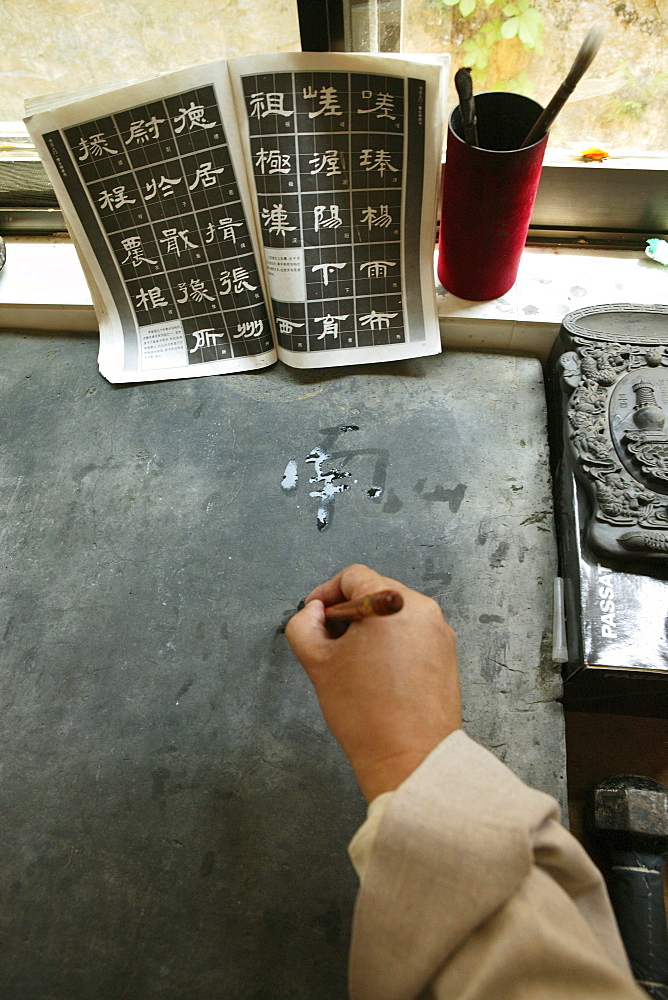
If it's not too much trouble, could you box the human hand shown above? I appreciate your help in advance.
[285,564,461,803]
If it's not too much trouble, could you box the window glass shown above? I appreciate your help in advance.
[398,0,666,156]
[0,0,301,121]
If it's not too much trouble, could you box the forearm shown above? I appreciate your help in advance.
[287,565,641,998]
[348,730,643,1000]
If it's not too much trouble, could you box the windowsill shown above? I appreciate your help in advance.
[437,246,668,361]
[0,239,96,333]
[0,239,666,359]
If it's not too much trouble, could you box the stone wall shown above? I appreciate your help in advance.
[402,0,668,153]
[1,0,300,120]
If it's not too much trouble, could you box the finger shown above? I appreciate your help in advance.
[285,599,330,661]
[305,563,396,606]
[303,566,352,605]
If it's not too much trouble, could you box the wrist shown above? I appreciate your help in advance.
[353,742,447,803]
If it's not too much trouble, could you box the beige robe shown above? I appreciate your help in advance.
[348,730,646,1000]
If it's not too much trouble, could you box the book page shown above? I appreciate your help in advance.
[229,52,447,369]
[25,62,277,384]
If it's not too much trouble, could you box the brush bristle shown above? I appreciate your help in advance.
[566,24,605,84]
[454,67,474,102]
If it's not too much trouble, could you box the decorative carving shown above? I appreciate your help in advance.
[619,530,668,553]
[625,436,668,486]
[557,306,668,562]
[622,381,668,487]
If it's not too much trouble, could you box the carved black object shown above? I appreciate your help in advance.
[588,775,668,999]
[546,304,668,714]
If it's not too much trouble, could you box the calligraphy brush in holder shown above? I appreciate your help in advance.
[521,24,605,147]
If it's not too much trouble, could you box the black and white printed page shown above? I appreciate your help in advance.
[25,63,277,383]
[229,52,446,369]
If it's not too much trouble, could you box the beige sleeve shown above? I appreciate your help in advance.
[347,729,645,1000]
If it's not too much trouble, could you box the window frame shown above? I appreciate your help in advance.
[330,0,667,246]
[0,0,665,245]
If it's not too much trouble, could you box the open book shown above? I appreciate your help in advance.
[25,53,446,383]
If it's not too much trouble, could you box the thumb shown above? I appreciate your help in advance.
[285,599,329,666]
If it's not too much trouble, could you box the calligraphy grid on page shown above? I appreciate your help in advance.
[57,87,274,369]
[241,72,425,353]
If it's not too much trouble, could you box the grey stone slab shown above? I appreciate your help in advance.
[0,332,562,999]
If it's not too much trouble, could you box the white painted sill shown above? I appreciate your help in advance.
[0,239,666,361]
[437,246,668,361]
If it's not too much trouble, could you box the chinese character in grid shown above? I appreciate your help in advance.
[261,203,296,237]
[219,218,245,244]
[357,90,397,121]
[314,205,343,231]
[135,285,168,309]
[302,86,343,119]
[121,236,157,267]
[234,319,264,339]
[218,267,258,295]
[254,147,292,174]
[360,260,396,278]
[309,150,343,176]
[359,149,398,176]
[77,132,118,160]
[190,328,225,352]
[249,92,293,118]
[359,310,398,330]
[202,218,244,245]
[176,279,215,304]
[125,116,166,145]
[159,228,199,255]
[360,204,393,229]
[277,318,305,336]
[311,262,346,286]
[173,102,218,133]
[314,313,349,340]
[144,175,183,200]
[188,161,225,190]
[98,185,136,211]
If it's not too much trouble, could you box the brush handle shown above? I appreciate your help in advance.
[521,81,573,147]
[520,24,604,148]
[324,590,404,622]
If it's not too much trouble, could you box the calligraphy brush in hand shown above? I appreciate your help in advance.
[521,24,605,147]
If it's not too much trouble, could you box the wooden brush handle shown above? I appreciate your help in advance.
[521,82,572,147]
[324,590,404,622]
[520,24,604,148]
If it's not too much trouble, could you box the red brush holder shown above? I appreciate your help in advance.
[437,92,548,302]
